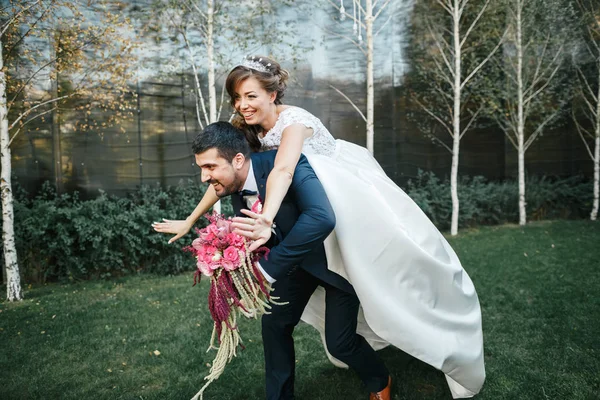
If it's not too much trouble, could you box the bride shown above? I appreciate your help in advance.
[152,55,485,398]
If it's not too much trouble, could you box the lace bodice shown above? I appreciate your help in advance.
[259,107,336,157]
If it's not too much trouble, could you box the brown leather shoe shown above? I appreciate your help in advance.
[369,376,392,400]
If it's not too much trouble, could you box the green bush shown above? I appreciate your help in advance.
[13,181,231,282]
[7,172,592,282]
[406,171,593,231]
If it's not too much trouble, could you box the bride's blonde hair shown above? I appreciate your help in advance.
[226,56,289,152]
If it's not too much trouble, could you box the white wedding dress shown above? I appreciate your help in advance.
[260,107,485,398]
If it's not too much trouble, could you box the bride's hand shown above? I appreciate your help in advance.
[152,218,194,244]
[231,209,273,252]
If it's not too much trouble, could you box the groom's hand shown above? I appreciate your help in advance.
[231,209,273,252]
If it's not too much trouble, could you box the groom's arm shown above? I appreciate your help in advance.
[258,156,335,281]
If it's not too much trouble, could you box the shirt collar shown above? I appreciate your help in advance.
[241,160,258,192]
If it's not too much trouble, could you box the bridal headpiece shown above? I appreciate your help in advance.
[241,56,271,73]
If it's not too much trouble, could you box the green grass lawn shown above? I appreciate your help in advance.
[1,220,599,399]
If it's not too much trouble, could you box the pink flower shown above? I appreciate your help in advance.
[226,232,245,249]
[191,237,204,252]
[221,260,237,271]
[213,237,230,249]
[215,219,232,237]
[199,229,215,243]
[251,198,263,214]
[207,220,230,240]
[211,252,222,262]
[197,259,213,277]
[199,245,218,265]
[203,245,217,256]
[223,246,240,264]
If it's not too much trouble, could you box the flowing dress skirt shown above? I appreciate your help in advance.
[301,140,485,398]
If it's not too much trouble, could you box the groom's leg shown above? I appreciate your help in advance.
[262,267,318,400]
[323,284,390,393]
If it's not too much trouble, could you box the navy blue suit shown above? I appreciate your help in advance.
[231,151,388,399]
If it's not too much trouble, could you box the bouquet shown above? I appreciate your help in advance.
[186,211,276,400]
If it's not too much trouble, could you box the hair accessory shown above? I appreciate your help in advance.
[241,57,269,73]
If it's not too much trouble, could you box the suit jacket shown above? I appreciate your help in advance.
[231,151,354,293]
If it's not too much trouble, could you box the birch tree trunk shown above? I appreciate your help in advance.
[516,0,526,225]
[51,34,62,194]
[593,134,599,221]
[206,0,220,214]
[450,0,462,236]
[0,38,23,301]
[592,69,600,220]
[365,0,374,154]
[207,0,217,124]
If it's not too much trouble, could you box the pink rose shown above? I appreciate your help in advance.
[196,259,213,277]
[191,237,204,252]
[200,253,213,266]
[215,219,232,237]
[221,260,236,271]
[203,245,217,256]
[199,246,217,265]
[226,232,246,249]
[223,246,240,264]
[199,229,215,242]
[213,237,229,249]
[207,223,229,240]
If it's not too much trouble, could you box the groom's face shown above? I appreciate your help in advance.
[195,148,246,198]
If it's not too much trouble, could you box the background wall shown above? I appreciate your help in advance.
[8,0,590,197]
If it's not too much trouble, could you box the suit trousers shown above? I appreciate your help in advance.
[261,267,389,400]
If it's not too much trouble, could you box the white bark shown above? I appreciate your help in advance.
[516,0,526,225]
[327,0,393,155]
[365,0,374,154]
[183,33,208,129]
[0,38,23,301]
[573,0,600,221]
[592,135,599,221]
[592,69,600,220]
[207,0,217,124]
[415,0,498,235]
[205,0,220,214]
[499,0,566,225]
[450,0,461,236]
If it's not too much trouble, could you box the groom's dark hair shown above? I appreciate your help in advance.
[192,121,251,161]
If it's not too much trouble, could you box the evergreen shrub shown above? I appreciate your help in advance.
[12,181,232,282]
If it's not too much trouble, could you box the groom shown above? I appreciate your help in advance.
[192,121,391,400]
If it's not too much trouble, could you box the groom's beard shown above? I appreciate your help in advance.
[209,175,244,198]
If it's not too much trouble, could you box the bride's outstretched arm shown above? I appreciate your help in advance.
[152,184,220,243]
[232,124,312,251]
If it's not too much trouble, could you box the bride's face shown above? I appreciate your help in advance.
[233,77,276,126]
